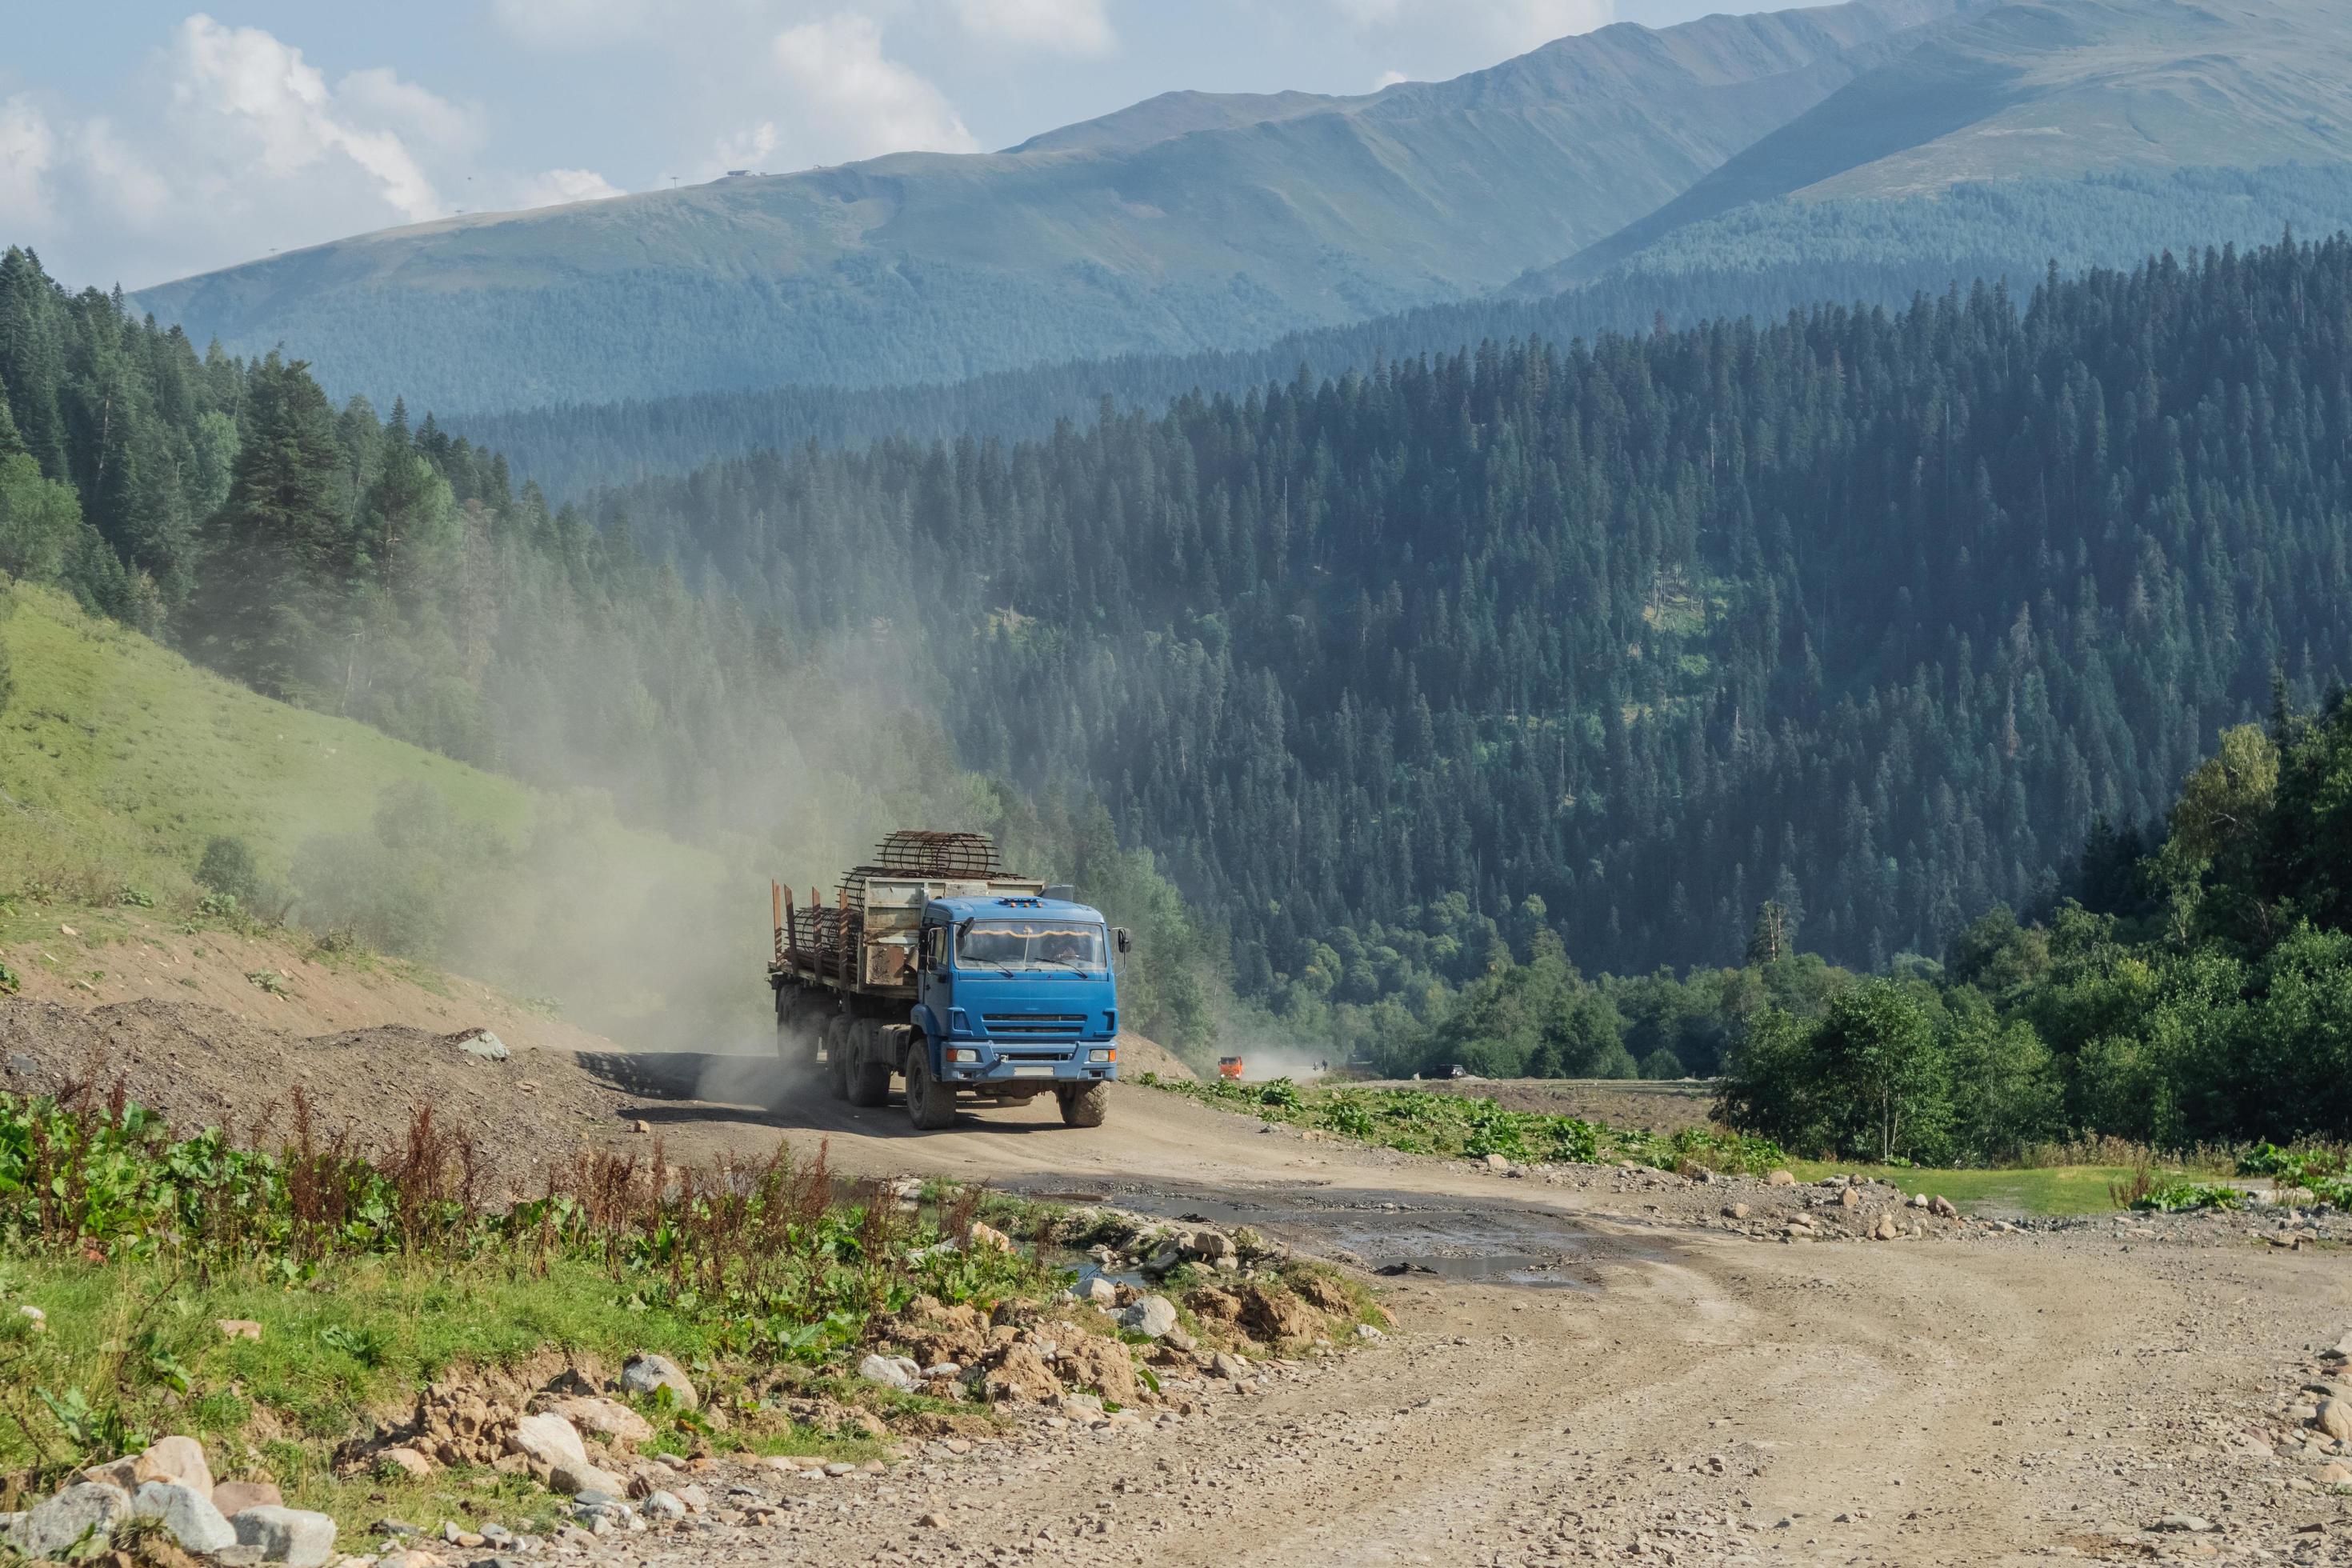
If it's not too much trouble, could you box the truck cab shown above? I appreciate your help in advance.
[906,894,1123,1126]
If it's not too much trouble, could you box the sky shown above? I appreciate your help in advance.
[0,0,1744,292]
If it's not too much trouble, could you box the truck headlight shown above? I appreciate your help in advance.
[949,1048,978,1064]
[1089,1048,1114,1062]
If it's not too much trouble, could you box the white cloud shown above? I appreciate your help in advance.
[953,0,1115,55]
[1374,69,1410,89]
[0,96,57,226]
[1329,0,1613,54]
[167,14,443,222]
[489,0,656,50]
[513,166,627,207]
[772,14,978,160]
[714,119,781,173]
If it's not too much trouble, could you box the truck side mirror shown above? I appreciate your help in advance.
[1114,927,1133,955]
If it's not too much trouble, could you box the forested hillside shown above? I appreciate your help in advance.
[582,234,2352,1045]
[0,246,1217,1050]
[465,166,2352,498]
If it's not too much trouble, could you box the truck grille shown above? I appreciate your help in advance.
[984,1014,1086,1036]
[996,1048,1074,1062]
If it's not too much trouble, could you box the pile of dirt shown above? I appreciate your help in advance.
[1114,1030,1197,1081]
[0,996,637,1184]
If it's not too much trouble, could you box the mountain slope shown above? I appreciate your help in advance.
[1534,0,2352,286]
[126,0,1975,410]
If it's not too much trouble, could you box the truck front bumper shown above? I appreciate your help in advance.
[939,1045,1117,1084]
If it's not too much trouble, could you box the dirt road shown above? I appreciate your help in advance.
[583,1058,2352,1566]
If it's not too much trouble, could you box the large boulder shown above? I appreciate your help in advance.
[7,1483,131,1559]
[231,1506,338,1568]
[85,1434,216,1498]
[131,1480,238,1554]
[2317,1397,2352,1442]
[619,1354,698,1411]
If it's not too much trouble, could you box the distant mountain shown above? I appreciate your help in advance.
[1529,0,2352,286]
[463,162,2352,498]
[127,0,1976,410]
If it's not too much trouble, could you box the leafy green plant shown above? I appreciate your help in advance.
[2131,1181,2244,1213]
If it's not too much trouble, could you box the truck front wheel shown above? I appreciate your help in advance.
[1058,1081,1110,1129]
[905,1047,958,1130]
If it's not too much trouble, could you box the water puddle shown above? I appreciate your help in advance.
[1372,1254,1594,1290]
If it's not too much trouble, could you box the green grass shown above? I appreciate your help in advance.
[0,582,739,1038]
[0,1254,745,1534]
[1142,1073,1786,1174]
[1788,1162,2160,1218]
[0,583,531,902]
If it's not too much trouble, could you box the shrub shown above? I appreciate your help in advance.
[1637,1047,1685,1081]
[195,836,262,906]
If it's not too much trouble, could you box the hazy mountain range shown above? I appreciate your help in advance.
[130,0,2352,414]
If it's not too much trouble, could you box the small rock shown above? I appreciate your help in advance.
[1766,1170,1796,1186]
[218,1318,263,1341]
[2318,1459,2352,1485]
[544,1396,654,1445]
[232,1505,340,1568]
[1873,1214,1899,1242]
[2149,1513,2214,1534]
[619,1353,699,1411]
[920,1512,949,1529]
[1080,1277,1118,1306]
[1209,1352,1246,1380]
[968,1222,1015,1252]
[549,1462,631,1498]
[18,1304,46,1330]
[7,1482,133,1559]
[1354,1324,1385,1341]
[214,1482,283,1517]
[507,1413,590,1474]
[632,1119,650,1134]
[454,1030,510,1062]
[367,1519,421,1540]
[1907,1192,1930,1210]
[374,1447,434,1480]
[1929,1194,1958,1218]
[640,1492,685,1522]
[1482,1153,1511,1172]
[132,1480,238,1554]
[673,1485,709,1514]
[1722,1203,1750,1220]
[2316,1398,2352,1442]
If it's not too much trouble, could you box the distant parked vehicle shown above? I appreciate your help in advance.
[1420,1063,1470,1080]
[1218,1056,1246,1081]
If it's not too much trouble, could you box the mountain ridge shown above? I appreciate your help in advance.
[126,0,1978,410]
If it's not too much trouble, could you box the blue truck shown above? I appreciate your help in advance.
[769,830,1128,1130]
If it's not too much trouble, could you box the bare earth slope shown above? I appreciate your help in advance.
[4,974,2345,1562]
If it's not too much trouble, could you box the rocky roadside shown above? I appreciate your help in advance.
[0,1210,1383,1568]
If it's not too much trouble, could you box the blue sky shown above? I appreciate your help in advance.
[2,1,1739,290]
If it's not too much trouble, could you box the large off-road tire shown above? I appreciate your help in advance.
[775,989,820,1067]
[823,1015,852,1100]
[904,1038,958,1130]
[1058,1080,1110,1128]
[845,1020,893,1108]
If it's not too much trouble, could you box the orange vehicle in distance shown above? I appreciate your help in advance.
[1217,1056,1245,1081]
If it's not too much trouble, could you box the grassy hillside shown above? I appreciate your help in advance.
[0,579,750,1046]
[126,0,1972,410]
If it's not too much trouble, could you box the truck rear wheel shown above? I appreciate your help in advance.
[1058,1081,1110,1128]
[822,1015,852,1099]
[905,1044,958,1130]
[844,1020,892,1108]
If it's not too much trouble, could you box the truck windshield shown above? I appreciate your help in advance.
[957,919,1106,970]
